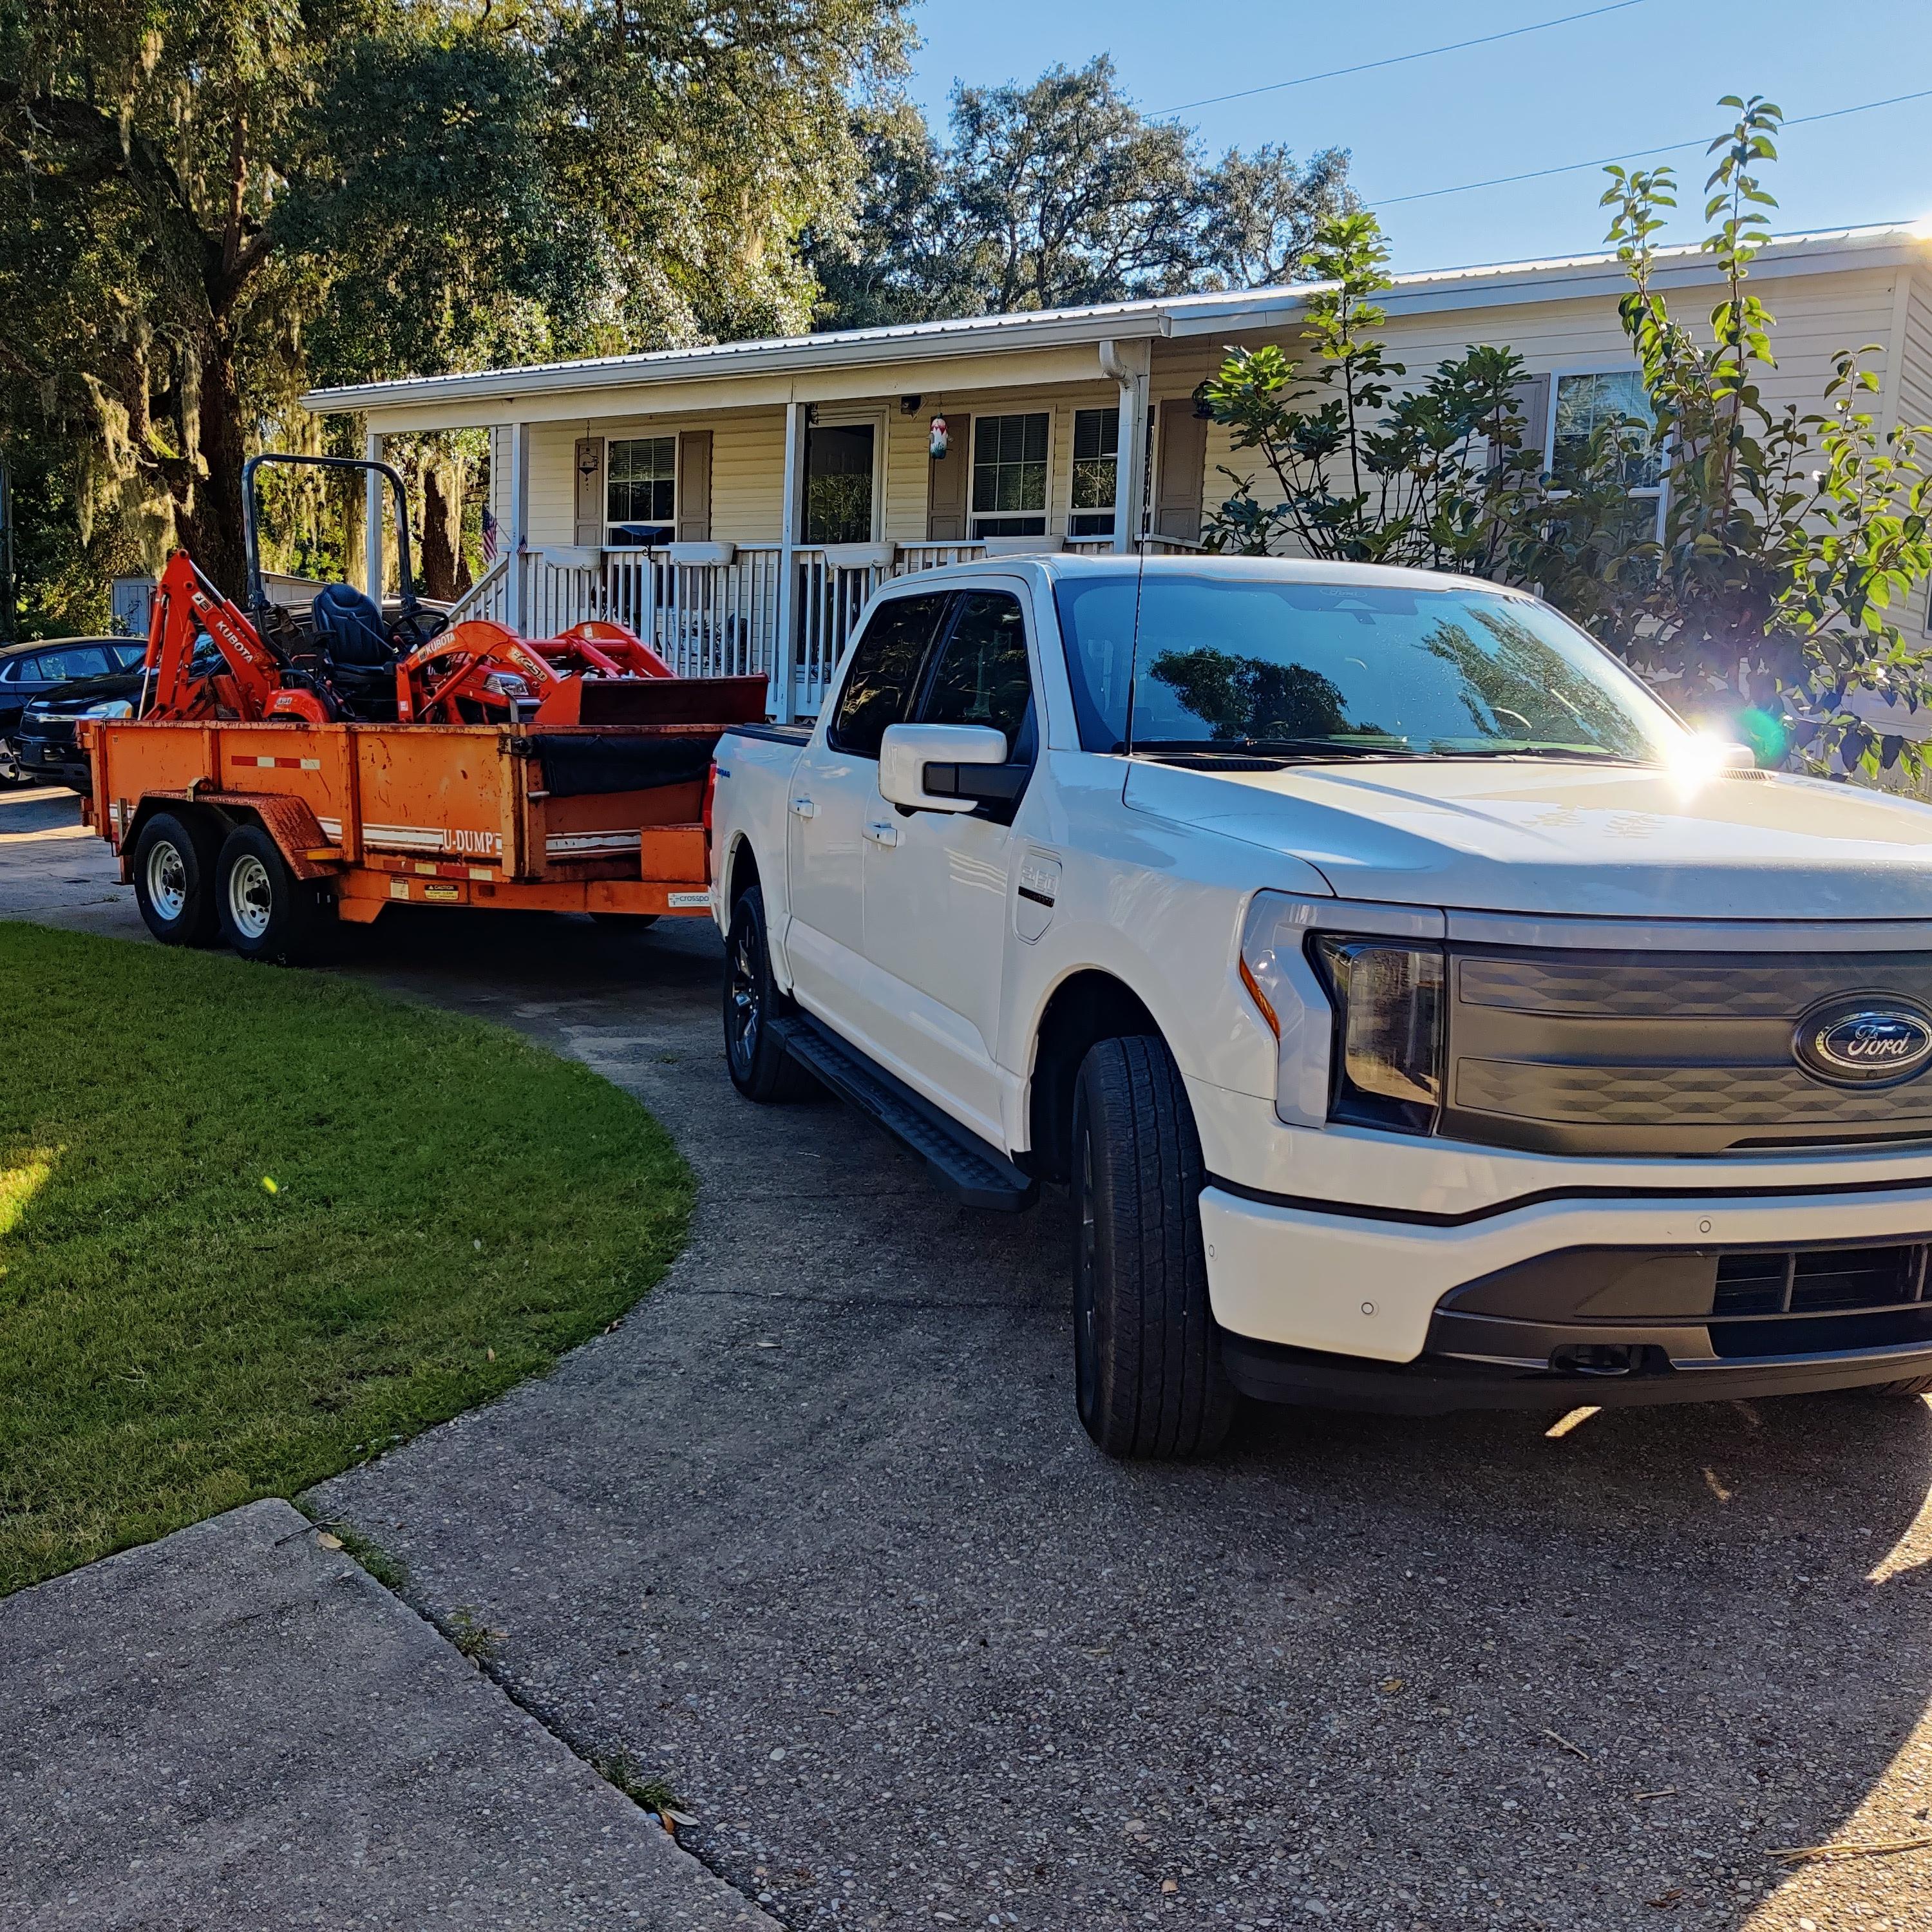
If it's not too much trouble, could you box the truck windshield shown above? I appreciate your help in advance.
[1053,573,1685,762]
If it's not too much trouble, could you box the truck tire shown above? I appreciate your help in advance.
[1072,1034,1234,1460]
[133,811,222,947]
[214,824,330,965]
[1864,1375,1932,1399]
[723,886,811,1102]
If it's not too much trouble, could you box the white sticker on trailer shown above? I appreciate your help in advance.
[667,891,712,908]
[363,823,448,852]
[545,831,638,856]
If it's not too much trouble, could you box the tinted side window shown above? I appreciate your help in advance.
[918,591,1036,763]
[35,647,110,681]
[828,593,952,759]
[114,642,149,669]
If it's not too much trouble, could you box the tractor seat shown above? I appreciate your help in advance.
[311,582,397,667]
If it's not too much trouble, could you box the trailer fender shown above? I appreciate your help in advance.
[124,791,339,882]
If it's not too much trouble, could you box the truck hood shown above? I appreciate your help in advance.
[1122,756,1932,922]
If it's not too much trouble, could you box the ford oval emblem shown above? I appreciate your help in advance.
[1793,996,1932,1088]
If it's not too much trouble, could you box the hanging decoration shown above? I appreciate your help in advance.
[929,415,950,460]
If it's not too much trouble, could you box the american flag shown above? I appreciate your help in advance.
[481,507,499,565]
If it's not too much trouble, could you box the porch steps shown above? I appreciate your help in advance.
[772,1014,1038,1213]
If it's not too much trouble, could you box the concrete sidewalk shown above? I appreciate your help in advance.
[0,1499,777,1931]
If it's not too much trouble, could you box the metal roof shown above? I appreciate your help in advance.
[300,222,1930,415]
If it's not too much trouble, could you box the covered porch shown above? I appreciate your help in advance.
[311,314,1230,721]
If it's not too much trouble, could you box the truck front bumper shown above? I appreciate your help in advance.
[1199,1179,1932,1413]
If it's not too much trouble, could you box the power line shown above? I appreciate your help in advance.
[1150,1,1648,118]
[1377,86,1932,206]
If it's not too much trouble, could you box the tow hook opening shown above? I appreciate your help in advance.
[1549,1343,1665,1379]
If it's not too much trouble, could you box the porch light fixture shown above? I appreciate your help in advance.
[900,394,922,415]
[929,415,950,459]
[1191,381,1215,421]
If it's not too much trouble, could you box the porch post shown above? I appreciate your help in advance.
[773,399,807,723]
[1099,339,1151,554]
[363,427,385,598]
[506,421,533,634]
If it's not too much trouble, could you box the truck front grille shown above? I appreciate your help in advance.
[1441,945,1932,1155]
[1707,1243,1932,1359]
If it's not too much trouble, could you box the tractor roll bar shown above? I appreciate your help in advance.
[240,453,421,620]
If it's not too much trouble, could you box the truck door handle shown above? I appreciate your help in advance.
[790,796,817,819]
[862,819,898,848]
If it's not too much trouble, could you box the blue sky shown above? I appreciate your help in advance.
[904,0,1932,274]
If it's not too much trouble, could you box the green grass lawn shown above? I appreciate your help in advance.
[0,922,692,1593]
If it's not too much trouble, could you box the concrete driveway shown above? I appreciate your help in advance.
[9,780,1932,1931]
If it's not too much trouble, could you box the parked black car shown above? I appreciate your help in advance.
[15,656,160,792]
[0,637,147,785]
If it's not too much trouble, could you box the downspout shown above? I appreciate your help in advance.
[1099,339,1152,556]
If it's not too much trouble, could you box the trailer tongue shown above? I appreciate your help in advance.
[83,453,753,961]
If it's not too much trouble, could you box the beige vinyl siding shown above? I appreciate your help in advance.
[522,408,787,546]
[1157,267,1907,553]
[1892,270,1932,631]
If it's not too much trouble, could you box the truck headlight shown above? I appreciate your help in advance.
[1238,895,1446,1135]
[1311,937,1444,1134]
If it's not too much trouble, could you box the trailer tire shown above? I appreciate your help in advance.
[723,886,812,1102]
[1072,1034,1235,1461]
[591,912,659,929]
[214,824,330,965]
[133,811,222,947]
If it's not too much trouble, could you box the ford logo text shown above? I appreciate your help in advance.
[1793,998,1932,1088]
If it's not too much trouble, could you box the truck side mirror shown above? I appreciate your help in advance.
[879,723,1008,812]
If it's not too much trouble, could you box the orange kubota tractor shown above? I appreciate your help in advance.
[82,453,764,961]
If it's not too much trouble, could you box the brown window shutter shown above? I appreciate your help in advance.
[1153,399,1208,542]
[926,413,970,541]
[573,437,605,546]
[676,431,713,542]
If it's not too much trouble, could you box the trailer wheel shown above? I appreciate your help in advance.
[723,886,811,1102]
[132,811,222,947]
[1072,1035,1234,1461]
[591,912,659,929]
[214,824,329,965]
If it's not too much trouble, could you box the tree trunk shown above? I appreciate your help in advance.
[420,462,461,601]
[173,341,249,600]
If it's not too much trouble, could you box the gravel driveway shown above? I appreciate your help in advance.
[11,782,1932,1931]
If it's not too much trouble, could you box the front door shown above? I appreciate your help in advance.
[783,588,954,1036]
[804,421,878,544]
[861,586,1039,1144]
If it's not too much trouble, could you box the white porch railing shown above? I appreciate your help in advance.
[442,553,512,627]
[505,533,1203,719]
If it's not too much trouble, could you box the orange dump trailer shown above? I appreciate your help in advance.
[80,451,765,962]
[83,675,762,960]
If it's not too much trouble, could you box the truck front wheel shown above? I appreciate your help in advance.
[132,811,222,947]
[214,824,329,964]
[723,886,809,1101]
[1072,1035,1235,1460]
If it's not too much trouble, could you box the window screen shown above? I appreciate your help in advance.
[918,591,1036,763]
[971,413,1049,539]
[607,437,676,531]
[1069,408,1119,538]
[828,592,953,758]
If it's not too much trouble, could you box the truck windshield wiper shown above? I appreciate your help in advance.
[1127,736,1410,760]
[1425,744,1646,762]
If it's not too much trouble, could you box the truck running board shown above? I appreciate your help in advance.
[773,1015,1039,1213]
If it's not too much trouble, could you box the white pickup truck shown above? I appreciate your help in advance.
[710,555,1932,1458]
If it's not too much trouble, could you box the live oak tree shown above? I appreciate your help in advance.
[0,0,911,603]
[808,56,1355,328]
